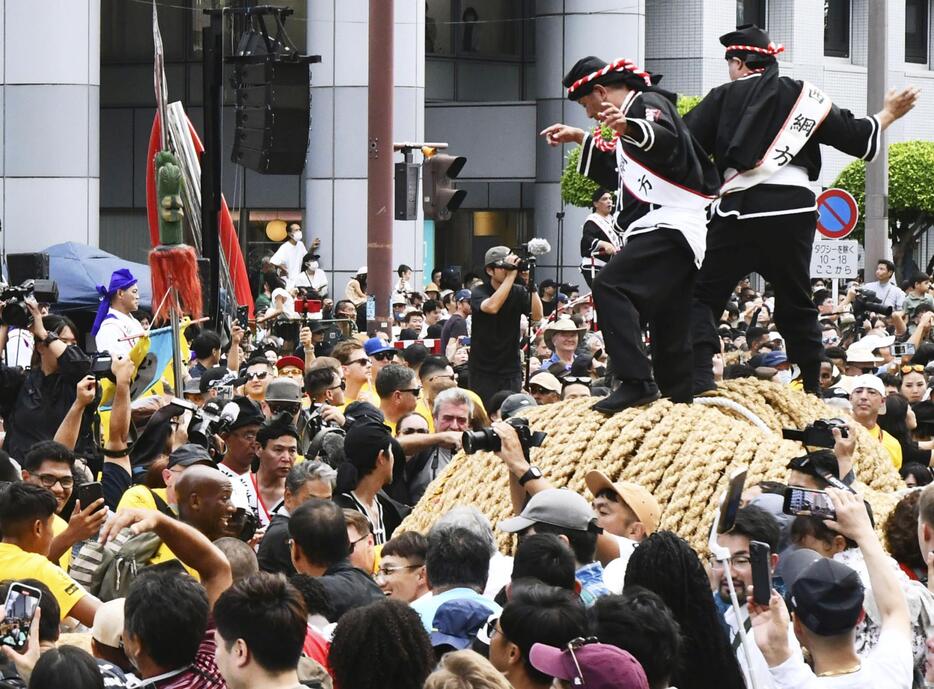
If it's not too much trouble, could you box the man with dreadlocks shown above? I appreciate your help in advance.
[541,56,720,413]
[687,24,919,396]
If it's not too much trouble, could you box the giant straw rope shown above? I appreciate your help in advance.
[400,379,904,553]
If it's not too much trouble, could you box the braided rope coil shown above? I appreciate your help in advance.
[399,380,903,553]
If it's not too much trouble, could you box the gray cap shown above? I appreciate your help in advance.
[498,488,599,533]
[500,393,537,420]
[265,378,303,403]
[775,547,822,592]
[484,246,511,267]
[167,443,215,470]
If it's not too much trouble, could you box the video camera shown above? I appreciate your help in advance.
[167,398,240,452]
[462,417,546,458]
[509,238,552,273]
[853,288,893,319]
[782,418,848,448]
[90,351,114,381]
[0,280,59,329]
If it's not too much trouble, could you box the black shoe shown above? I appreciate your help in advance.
[692,382,718,397]
[592,381,660,414]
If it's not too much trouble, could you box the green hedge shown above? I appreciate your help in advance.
[560,95,702,208]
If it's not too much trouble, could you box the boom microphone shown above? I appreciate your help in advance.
[526,238,551,256]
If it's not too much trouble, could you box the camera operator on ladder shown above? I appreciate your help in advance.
[468,247,543,406]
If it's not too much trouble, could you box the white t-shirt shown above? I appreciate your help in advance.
[727,602,800,689]
[4,328,34,368]
[293,269,328,296]
[768,626,912,689]
[95,308,143,358]
[270,240,308,287]
[602,535,638,594]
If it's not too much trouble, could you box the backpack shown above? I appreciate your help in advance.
[71,529,164,602]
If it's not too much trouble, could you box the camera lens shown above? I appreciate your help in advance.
[462,428,500,454]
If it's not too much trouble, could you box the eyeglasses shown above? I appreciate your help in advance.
[708,555,751,569]
[566,637,600,686]
[426,374,455,383]
[348,357,371,367]
[529,385,554,395]
[246,371,269,381]
[901,364,925,374]
[484,617,500,641]
[372,351,395,362]
[329,380,347,391]
[35,474,74,490]
[349,532,369,551]
[563,376,592,386]
[400,427,428,435]
[269,404,300,416]
[398,387,422,397]
[376,563,422,577]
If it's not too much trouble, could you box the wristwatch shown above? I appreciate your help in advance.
[518,466,543,486]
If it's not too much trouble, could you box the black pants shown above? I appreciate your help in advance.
[592,228,697,403]
[690,211,822,387]
[468,368,522,409]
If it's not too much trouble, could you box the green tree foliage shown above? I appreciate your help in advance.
[560,95,702,207]
[833,141,934,274]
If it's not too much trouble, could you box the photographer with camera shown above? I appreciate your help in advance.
[0,300,96,462]
[469,247,543,406]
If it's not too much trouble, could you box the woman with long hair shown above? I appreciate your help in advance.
[878,393,933,466]
[624,531,746,689]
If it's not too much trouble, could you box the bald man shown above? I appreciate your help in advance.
[174,465,237,541]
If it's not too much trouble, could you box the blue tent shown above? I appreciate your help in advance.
[44,242,152,313]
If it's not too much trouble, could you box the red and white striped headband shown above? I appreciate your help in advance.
[724,42,785,57]
[566,58,652,96]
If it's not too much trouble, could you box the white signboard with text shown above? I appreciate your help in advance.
[810,240,859,279]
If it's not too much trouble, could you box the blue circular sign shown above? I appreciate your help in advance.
[817,189,859,239]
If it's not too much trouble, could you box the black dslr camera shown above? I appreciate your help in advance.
[852,288,893,319]
[463,417,546,457]
[782,418,849,448]
[0,279,59,329]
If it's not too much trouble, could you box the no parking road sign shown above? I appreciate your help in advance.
[817,188,859,239]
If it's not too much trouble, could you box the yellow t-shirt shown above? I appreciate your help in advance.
[51,514,72,571]
[875,426,904,469]
[0,542,85,618]
[117,486,170,513]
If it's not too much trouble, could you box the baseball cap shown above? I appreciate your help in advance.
[584,471,661,535]
[430,599,492,650]
[167,443,215,470]
[364,336,395,356]
[529,371,562,393]
[344,421,393,470]
[199,367,236,395]
[776,548,822,593]
[226,397,265,432]
[500,393,537,420]
[265,378,303,404]
[789,557,864,636]
[276,355,305,371]
[498,488,600,533]
[484,246,511,267]
[529,641,649,689]
[182,378,202,395]
[786,450,840,482]
[760,351,788,368]
[91,598,126,649]
[391,294,407,305]
[844,345,882,365]
[849,373,885,397]
[857,333,895,351]
[455,289,472,302]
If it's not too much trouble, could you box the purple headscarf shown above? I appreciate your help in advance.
[91,269,137,336]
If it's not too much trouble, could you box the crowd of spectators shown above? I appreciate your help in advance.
[1,240,934,689]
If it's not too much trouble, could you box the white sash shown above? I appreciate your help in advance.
[617,147,716,210]
[586,212,621,249]
[719,81,832,196]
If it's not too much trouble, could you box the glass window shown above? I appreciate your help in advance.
[737,0,767,29]
[427,0,453,55]
[906,0,929,64]
[457,1,522,58]
[824,0,851,57]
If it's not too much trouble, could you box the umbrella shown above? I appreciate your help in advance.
[43,242,153,313]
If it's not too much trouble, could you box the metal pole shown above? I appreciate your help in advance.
[865,0,889,271]
[201,12,224,329]
[367,0,394,333]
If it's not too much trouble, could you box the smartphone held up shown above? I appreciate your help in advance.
[1,582,41,650]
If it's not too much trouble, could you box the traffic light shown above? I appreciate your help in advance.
[423,153,467,221]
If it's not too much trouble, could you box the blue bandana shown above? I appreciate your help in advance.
[91,269,137,336]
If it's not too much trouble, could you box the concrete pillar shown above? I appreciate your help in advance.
[533,0,645,287]
[305,0,425,299]
[1,0,100,256]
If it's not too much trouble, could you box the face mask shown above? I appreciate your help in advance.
[307,261,319,271]
[291,230,303,242]
[776,369,793,385]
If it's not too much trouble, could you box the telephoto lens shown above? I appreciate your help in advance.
[462,427,500,454]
